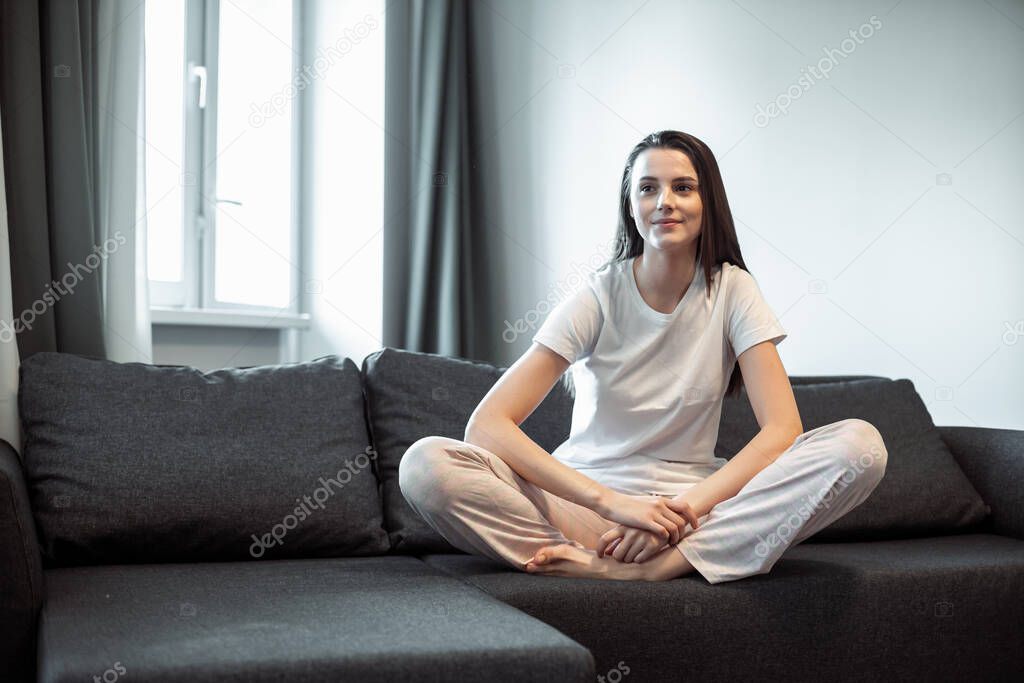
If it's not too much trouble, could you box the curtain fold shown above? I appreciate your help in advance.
[383,0,495,362]
[0,113,20,452]
[95,0,152,363]
[0,0,151,366]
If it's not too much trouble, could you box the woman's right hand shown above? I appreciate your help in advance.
[597,491,698,546]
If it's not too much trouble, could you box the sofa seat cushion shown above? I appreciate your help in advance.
[38,556,594,683]
[19,353,389,564]
[421,534,1024,682]
[362,348,574,554]
[718,378,990,540]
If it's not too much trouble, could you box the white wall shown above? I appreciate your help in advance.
[152,325,279,369]
[468,0,1024,430]
[154,0,1022,429]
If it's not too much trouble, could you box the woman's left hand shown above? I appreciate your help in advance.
[597,524,668,564]
[597,496,700,563]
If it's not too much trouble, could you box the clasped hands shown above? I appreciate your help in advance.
[595,492,701,565]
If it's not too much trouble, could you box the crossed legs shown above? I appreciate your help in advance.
[397,436,685,580]
[398,418,886,584]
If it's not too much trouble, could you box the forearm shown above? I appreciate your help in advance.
[464,416,616,513]
[675,427,800,518]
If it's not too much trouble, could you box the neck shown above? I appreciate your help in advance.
[633,247,699,310]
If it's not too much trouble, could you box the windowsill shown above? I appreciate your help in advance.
[150,306,311,330]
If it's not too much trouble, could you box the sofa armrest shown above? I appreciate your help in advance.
[938,426,1023,540]
[0,438,43,682]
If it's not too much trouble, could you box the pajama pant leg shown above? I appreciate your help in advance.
[398,435,618,569]
[398,418,887,583]
[675,418,888,584]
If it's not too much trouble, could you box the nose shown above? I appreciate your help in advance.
[657,189,675,210]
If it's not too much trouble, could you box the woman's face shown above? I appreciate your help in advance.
[628,148,702,254]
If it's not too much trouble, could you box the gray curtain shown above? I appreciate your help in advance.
[383,0,496,362]
[1,0,112,360]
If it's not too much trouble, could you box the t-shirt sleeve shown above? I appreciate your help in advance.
[531,283,603,365]
[726,268,787,359]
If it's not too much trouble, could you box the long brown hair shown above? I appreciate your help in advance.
[604,130,753,398]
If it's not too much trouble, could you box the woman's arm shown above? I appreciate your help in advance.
[465,343,616,512]
[465,413,613,511]
[677,425,799,517]
[678,339,802,516]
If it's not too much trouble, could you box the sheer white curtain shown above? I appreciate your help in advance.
[0,116,20,452]
[98,0,153,364]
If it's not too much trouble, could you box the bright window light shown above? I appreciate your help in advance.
[213,0,294,309]
[144,0,186,283]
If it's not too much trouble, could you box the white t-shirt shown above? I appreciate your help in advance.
[531,256,787,497]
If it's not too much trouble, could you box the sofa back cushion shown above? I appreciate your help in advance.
[716,378,990,540]
[368,348,992,550]
[20,352,390,565]
[362,348,573,554]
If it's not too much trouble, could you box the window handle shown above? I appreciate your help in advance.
[189,63,207,109]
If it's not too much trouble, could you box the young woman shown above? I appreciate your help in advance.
[399,130,888,584]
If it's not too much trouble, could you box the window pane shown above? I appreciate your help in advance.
[213,0,294,309]
[144,0,186,282]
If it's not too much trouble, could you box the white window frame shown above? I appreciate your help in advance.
[149,0,302,321]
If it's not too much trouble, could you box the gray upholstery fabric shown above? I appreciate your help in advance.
[788,375,889,384]
[38,556,594,683]
[422,533,1024,682]
[362,348,573,553]
[19,353,389,565]
[0,439,42,683]
[939,426,1024,540]
[717,378,990,540]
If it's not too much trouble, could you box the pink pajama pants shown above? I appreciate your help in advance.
[398,418,887,584]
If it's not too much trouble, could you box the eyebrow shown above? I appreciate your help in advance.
[637,176,698,183]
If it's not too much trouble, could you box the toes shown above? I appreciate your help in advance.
[533,545,563,565]
[526,545,576,574]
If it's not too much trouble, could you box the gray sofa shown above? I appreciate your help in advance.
[2,347,1022,682]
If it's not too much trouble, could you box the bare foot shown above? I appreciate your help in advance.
[524,543,694,581]
[525,543,698,581]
